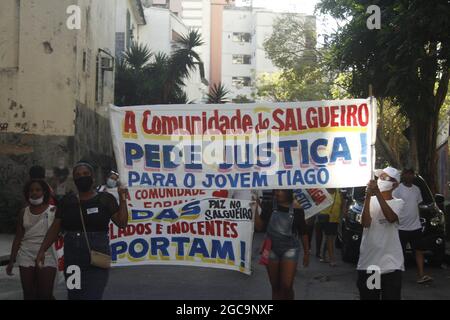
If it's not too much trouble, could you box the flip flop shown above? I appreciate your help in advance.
[417,275,433,284]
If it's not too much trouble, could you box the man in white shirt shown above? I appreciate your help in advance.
[357,166,404,300]
[392,168,432,284]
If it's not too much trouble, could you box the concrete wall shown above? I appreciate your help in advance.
[140,7,173,54]
[222,8,254,99]
[220,8,314,101]
[116,0,145,58]
[0,0,20,70]
[253,11,279,74]
[0,0,78,137]
[0,134,75,232]
[0,0,117,232]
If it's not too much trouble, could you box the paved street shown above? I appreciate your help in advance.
[0,234,14,264]
[1,233,449,300]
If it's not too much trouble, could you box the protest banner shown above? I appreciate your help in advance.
[293,188,334,219]
[109,192,254,275]
[110,99,376,190]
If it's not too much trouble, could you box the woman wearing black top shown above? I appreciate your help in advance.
[255,189,309,300]
[36,162,128,300]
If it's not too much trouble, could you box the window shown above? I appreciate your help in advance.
[232,76,251,87]
[232,54,251,65]
[232,32,251,43]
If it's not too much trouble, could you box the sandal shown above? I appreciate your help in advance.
[417,275,433,284]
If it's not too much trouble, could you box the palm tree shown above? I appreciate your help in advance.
[115,30,205,106]
[123,42,152,70]
[163,29,205,103]
[207,83,230,104]
[115,42,153,106]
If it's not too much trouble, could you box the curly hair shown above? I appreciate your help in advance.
[23,179,51,205]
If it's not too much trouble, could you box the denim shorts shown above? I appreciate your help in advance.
[63,231,110,300]
[269,247,300,261]
[268,233,300,262]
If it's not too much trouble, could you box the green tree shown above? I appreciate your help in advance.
[115,30,204,105]
[330,72,408,169]
[232,94,254,103]
[163,30,204,104]
[257,13,334,102]
[318,0,450,192]
[207,83,230,104]
[257,69,333,102]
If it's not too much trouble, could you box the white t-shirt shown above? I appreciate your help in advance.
[392,183,423,231]
[357,196,405,274]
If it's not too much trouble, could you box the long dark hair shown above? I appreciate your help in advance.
[23,179,51,205]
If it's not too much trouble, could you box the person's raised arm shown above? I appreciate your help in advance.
[361,181,375,228]
[111,186,129,228]
[6,208,25,275]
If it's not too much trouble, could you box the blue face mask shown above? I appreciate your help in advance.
[106,178,118,188]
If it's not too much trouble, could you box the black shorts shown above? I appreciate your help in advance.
[399,229,425,251]
[323,222,338,236]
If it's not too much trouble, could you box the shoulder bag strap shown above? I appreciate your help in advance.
[77,197,92,253]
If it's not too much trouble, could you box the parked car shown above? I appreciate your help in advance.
[338,176,446,265]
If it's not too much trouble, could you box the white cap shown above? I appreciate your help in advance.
[374,166,401,182]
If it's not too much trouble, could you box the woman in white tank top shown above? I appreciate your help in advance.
[6,180,58,300]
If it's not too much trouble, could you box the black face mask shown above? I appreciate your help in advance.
[74,176,93,192]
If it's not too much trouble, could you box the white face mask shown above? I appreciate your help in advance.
[106,178,118,189]
[377,180,394,192]
[29,197,44,206]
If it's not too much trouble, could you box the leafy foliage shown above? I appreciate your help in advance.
[257,14,334,102]
[317,0,450,191]
[115,30,204,105]
[207,83,230,104]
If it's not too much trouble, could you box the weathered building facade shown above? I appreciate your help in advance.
[0,0,120,231]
